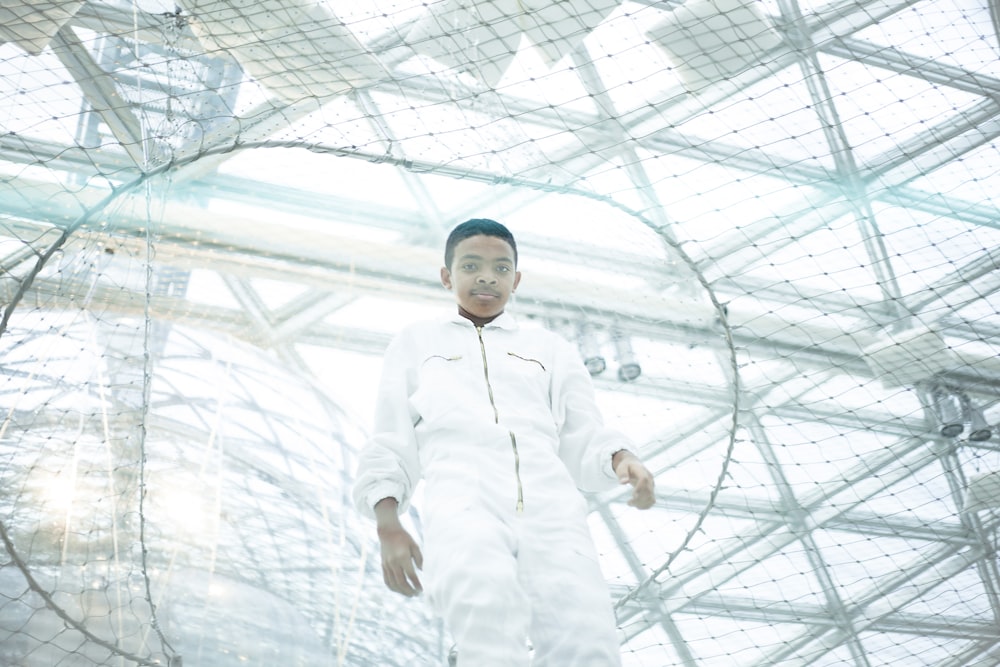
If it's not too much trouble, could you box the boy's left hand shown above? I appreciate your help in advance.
[613,451,656,509]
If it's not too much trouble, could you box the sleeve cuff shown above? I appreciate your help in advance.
[359,481,406,520]
[602,443,632,481]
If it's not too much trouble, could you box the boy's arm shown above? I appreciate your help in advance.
[352,335,426,597]
[374,497,423,597]
[551,337,656,507]
[352,336,422,519]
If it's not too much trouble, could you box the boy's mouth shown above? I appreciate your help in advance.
[472,289,500,298]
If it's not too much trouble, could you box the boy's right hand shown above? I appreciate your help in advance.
[378,524,424,597]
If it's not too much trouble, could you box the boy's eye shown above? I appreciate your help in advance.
[497,265,510,273]
[462,263,477,271]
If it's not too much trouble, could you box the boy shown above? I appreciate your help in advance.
[353,218,656,666]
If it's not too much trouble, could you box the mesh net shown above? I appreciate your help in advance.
[1,0,1000,666]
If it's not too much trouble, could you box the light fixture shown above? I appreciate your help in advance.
[930,384,964,437]
[931,385,994,441]
[183,0,388,102]
[517,0,622,66]
[405,0,624,87]
[646,0,782,93]
[0,1,85,55]
[577,323,606,376]
[964,396,993,442]
[405,0,524,87]
[612,329,641,382]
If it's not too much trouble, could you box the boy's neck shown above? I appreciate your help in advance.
[458,306,502,328]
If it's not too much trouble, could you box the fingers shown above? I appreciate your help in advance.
[383,557,423,597]
[402,560,423,595]
[398,544,424,596]
[628,476,656,509]
[378,527,424,597]
[619,460,656,510]
[382,563,404,596]
[388,563,421,597]
[617,459,636,485]
[382,542,424,597]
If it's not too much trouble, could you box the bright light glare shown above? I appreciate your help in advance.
[41,473,77,512]
[157,485,216,536]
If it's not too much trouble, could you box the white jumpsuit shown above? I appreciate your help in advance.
[353,312,630,666]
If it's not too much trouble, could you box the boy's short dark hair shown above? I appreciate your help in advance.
[444,218,518,269]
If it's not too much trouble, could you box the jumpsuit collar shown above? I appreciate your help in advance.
[448,310,519,331]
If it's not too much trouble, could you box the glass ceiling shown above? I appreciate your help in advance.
[1,0,999,665]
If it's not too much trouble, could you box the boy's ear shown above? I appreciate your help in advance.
[513,270,521,292]
[440,266,452,290]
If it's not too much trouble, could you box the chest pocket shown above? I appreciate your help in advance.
[410,353,471,424]
[494,349,551,408]
[507,352,546,371]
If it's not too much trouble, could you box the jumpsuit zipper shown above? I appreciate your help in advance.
[476,326,525,514]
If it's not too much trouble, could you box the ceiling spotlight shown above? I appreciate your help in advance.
[931,384,964,438]
[966,399,993,442]
[612,330,641,382]
[577,323,605,376]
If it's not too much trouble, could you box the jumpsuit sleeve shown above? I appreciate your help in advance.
[550,335,634,493]
[352,334,422,520]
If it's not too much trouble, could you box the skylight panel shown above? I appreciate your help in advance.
[618,625,679,667]
[860,631,977,666]
[873,201,1000,299]
[813,528,940,603]
[759,418,897,490]
[0,44,85,141]
[891,563,999,622]
[715,557,828,614]
[671,63,839,170]
[873,455,964,522]
[676,614,809,666]
[579,6,686,111]
[853,0,1000,79]
[798,373,922,421]
[633,152,828,245]
[720,435,785,503]
[816,52,985,163]
[906,139,1000,209]
[951,291,1000,325]
[725,212,890,302]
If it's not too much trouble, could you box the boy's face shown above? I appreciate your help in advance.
[441,234,521,323]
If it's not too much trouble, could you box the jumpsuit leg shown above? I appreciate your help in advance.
[424,507,532,667]
[518,515,623,667]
